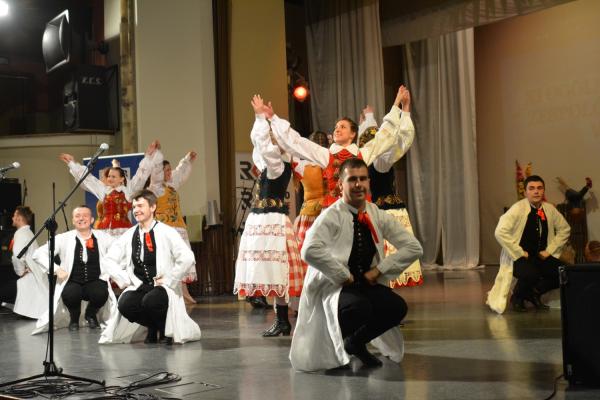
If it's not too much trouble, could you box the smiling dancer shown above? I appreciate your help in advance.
[290,158,422,371]
[100,190,201,345]
[270,85,414,208]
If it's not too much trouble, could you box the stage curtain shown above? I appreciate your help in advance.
[304,0,385,131]
[381,0,575,47]
[403,28,481,269]
[212,0,235,293]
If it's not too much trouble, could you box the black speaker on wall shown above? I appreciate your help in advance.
[560,265,600,386]
[63,64,119,132]
[0,180,22,219]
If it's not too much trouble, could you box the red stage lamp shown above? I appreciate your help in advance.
[293,85,309,102]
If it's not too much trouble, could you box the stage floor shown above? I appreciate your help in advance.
[1,267,598,400]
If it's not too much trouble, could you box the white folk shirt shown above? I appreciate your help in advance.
[357,112,416,173]
[67,151,161,202]
[289,199,423,372]
[270,105,414,169]
[148,149,193,197]
[99,222,201,344]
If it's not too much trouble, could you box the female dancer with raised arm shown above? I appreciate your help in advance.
[147,148,198,304]
[357,104,422,287]
[234,95,304,337]
[59,140,161,237]
[269,86,414,208]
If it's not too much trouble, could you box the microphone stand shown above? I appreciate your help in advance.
[23,179,28,205]
[233,178,258,239]
[0,154,105,388]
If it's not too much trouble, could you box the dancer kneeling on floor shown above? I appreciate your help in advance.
[290,158,422,371]
[488,175,571,313]
[99,190,201,345]
[33,206,116,333]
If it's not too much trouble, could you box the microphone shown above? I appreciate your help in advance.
[0,161,20,173]
[87,143,109,167]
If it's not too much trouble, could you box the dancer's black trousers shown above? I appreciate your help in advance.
[338,283,407,346]
[61,279,109,321]
[118,284,168,332]
[512,255,562,300]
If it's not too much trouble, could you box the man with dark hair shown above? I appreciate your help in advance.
[33,205,118,332]
[100,189,200,345]
[0,206,47,319]
[290,158,422,371]
[487,175,571,313]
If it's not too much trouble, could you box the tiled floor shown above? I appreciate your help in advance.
[1,267,599,399]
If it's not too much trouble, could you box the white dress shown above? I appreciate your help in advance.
[233,114,304,300]
[289,199,423,372]
[99,221,201,344]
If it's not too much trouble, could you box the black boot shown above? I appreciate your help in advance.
[528,289,550,311]
[158,330,173,345]
[344,337,382,368]
[247,296,270,309]
[85,306,100,329]
[144,327,158,344]
[68,308,80,331]
[262,304,291,337]
[511,295,527,312]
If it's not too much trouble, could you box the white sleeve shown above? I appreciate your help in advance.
[11,230,32,276]
[270,115,330,168]
[169,153,193,190]
[495,205,527,261]
[301,209,352,286]
[161,227,196,289]
[32,235,64,274]
[148,149,166,195]
[361,106,415,166]
[102,235,131,288]
[251,114,284,179]
[68,161,107,200]
[127,151,163,199]
[372,145,397,173]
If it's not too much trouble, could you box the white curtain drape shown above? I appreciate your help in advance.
[305,0,385,131]
[403,28,480,269]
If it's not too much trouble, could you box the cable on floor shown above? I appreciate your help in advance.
[0,371,181,399]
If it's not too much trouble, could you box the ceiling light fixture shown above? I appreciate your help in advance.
[0,0,9,18]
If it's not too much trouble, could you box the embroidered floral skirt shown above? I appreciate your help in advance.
[234,212,305,299]
[385,208,423,288]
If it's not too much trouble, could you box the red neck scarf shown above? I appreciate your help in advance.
[537,208,546,221]
[145,232,154,252]
[357,210,379,243]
